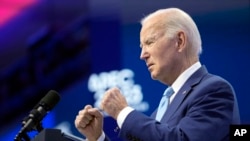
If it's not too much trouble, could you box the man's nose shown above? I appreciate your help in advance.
[140,48,147,60]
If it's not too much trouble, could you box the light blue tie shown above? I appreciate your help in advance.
[156,87,174,121]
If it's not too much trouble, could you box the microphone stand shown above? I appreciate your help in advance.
[14,132,30,141]
[14,121,44,141]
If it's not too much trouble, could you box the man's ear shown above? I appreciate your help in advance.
[176,31,186,52]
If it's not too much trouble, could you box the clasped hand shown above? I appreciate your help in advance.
[75,87,128,140]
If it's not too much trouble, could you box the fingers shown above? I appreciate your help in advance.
[75,87,127,127]
[75,105,94,129]
[87,108,103,119]
[100,87,128,119]
[75,104,104,130]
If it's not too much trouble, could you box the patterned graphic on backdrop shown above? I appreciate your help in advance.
[88,68,149,114]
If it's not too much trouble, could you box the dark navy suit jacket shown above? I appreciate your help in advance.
[118,66,240,141]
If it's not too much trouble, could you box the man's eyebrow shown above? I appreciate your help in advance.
[140,33,157,47]
[145,36,156,43]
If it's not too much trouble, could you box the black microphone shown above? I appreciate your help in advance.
[14,90,60,141]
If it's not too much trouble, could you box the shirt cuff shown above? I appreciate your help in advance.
[97,131,105,141]
[117,106,134,128]
[85,131,105,141]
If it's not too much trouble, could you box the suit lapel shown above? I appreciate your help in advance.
[161,66,208,122]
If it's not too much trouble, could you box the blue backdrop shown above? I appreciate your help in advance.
[0,0,249,140]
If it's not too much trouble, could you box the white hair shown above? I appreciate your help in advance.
[141,8,202,56]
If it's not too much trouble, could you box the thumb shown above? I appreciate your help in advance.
[84,104,93,110]
[88,108,103,119]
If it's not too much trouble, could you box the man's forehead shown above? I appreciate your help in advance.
[141,24,164,38]
[140,28,156,40]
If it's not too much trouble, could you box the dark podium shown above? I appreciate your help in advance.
[31,129,84,141]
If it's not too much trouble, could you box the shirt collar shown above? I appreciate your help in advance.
[171,61,201,93]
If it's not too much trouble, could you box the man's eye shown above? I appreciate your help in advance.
[146,40,154,45]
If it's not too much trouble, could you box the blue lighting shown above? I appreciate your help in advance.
[0,112,56,141]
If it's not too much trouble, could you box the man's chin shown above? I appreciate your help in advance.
[150,73,158,80]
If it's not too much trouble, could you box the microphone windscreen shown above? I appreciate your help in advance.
[41,90,60,110]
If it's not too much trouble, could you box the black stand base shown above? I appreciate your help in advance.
[31,129,84,141]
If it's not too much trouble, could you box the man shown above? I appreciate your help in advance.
[75,8,240,141]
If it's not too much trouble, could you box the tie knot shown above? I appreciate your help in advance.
[163,87,174,98]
